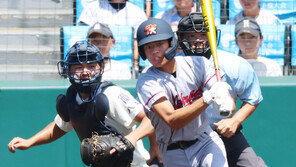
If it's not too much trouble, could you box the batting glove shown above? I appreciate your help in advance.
[205,82,234,117]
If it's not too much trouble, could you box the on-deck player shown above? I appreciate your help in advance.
[177,12,267,167]
[136,18,235,167]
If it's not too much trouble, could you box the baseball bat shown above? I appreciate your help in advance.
[200,0,221,82]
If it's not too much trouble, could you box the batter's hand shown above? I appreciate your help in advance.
[210,82,235,117]
[8,137,32,153]
[214,118,240,138]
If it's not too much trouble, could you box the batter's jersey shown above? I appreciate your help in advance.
[77,0,147,36]
[55,85,149,167]
[137,56,223,149]
[207,50,263,128]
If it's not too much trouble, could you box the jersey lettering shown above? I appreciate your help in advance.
[173,89,203,109]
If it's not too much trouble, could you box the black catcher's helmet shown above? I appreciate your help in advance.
[58,40,105,102]
[177,12,212,59]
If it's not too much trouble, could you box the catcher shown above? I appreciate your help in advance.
[8,40,154,167]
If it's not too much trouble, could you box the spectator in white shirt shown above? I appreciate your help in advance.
[235,17,283,76]
[227,0,281,25]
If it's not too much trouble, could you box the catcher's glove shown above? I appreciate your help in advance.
[80,132,135,167]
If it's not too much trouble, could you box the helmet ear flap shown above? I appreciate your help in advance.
[138,46,146,60]
[164,37,178,60]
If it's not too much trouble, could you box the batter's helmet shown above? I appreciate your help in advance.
[137,18,177,60]
[57,40,105,102]
[177,12,212,59]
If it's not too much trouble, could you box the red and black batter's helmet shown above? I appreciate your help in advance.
[137,18,178,60]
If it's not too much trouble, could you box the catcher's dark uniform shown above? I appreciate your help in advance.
[54,82,149,167]
[56,82,113,141]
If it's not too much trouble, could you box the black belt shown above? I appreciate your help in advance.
[167,139,198,150]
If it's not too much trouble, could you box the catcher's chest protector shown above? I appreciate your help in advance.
[65,82,114,141]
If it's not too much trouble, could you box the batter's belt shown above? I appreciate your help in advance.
[167,138,199,150]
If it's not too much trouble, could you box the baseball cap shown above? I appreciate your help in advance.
[235,17,261,37]
[87,22,114,39]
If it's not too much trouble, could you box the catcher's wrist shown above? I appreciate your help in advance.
[203,90,213,104]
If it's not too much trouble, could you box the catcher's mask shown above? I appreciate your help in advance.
[177,12,220,59]
[137,18,178,61]
[57,40,104,102]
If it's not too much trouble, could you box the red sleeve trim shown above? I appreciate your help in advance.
[145,91,164,106]
[204,72,218,88]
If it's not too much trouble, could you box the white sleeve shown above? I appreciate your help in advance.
[54,115,73,132]
[104,86,143,128]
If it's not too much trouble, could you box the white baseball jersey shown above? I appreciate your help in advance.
[227,9,282,25]
[137,56,228,166]
[55,85,149,167]
[78,0,147,36]
[137,56,224,147]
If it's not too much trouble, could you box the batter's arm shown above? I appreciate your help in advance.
[8,121,66,153]
[214,102,259,138]
[151,97,209,130]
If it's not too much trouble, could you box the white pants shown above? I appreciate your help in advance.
[162,130,228,167]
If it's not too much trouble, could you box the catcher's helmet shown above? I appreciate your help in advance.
[177,12,212,59]
[57,40,105,102]
[137,18,177,60]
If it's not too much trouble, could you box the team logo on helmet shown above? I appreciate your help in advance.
[145,24,157,35]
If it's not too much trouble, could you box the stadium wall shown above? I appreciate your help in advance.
[1,77,295,167]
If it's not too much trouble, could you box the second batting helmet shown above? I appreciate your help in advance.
[137,18,177,60]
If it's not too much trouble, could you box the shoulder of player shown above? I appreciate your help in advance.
[217,50,255,76]
[136,67,161,87]
[103,85,126,96]
[217,50,249,63]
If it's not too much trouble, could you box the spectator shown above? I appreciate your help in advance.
[227,0,281,25]
[155,0,196,31]
[235,17,283,76]
[78,0,148,74]
[87,22,132,80]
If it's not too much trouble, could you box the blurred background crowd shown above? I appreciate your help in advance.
[0,0,295,80]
